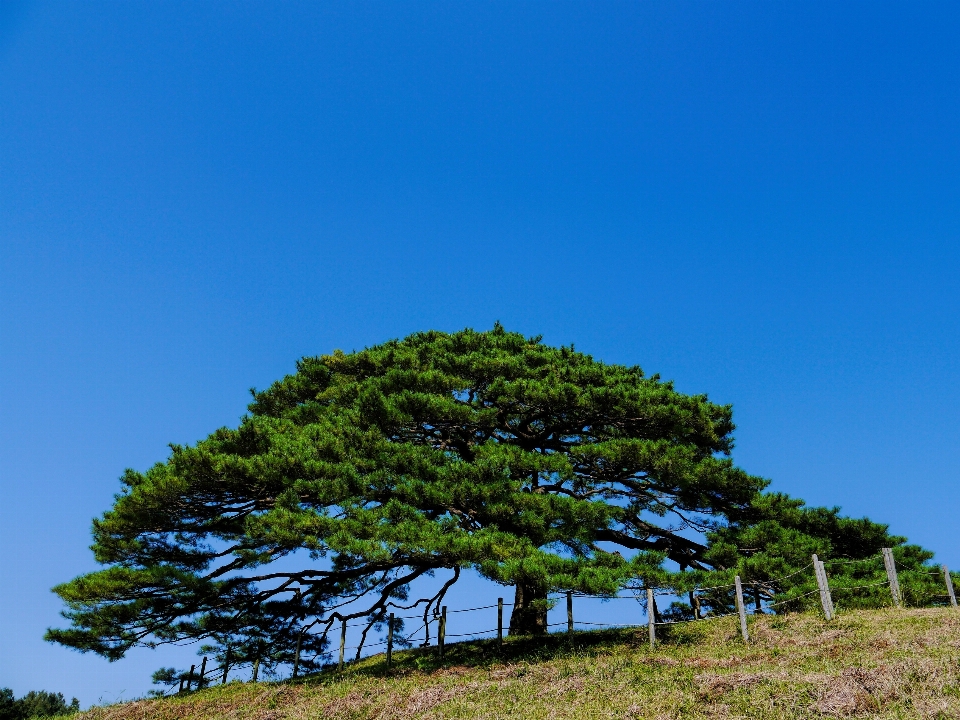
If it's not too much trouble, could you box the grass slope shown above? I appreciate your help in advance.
[79,607,960,719]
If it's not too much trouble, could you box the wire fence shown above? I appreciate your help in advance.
[172,548,958,694]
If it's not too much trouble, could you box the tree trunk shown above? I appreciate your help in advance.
[508,580,548,635]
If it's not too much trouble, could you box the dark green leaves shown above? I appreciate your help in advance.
[50,326,766,656]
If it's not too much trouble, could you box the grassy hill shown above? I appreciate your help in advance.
[77,607,960,720]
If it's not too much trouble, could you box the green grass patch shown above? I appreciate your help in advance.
[78,607,960,719]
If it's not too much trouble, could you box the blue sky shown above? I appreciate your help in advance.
[2,0,959,707]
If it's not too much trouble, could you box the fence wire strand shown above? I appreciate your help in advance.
[172,553,955,689]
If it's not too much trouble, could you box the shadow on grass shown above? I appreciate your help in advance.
[290,628,632,684]
[294,619,727,686]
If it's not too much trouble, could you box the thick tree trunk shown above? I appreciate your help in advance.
[508,580,548,635]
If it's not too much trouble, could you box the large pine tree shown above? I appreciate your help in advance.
[48,325,765,665]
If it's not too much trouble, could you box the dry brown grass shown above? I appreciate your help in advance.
[77,607,960,720]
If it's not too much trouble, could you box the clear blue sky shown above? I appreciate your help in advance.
[2,0,959,707]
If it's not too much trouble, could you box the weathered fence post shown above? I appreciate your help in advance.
[497,597,504,648]
[646,588,656,649]
[339,619,347,670]
[221,648,231,685]
[386,613,394,668]
[882,548,902,607]
[292,629,303,679]
[943,565,957,607]
[198,657,207,688]
[438,605,447,658]
[735,576,750,643]
[690,591,701,620]
[252,657,260,683]
[812,554,835,621]
[186,664,195,692]
[567,591,574,640]
[820,559,835,619]
[178,677,185,694]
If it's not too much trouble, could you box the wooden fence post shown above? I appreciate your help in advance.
[221,648,231,685]
[292,629,303,679]
[438,606,447,658]
[820,559,835,619]
[882,548,902,607]
[178,677,185,694]
[198,657,207,688]
[497,598,503,648]
[646,588,655,649]
[943,565,957,607]
[386,613,394,668]
[567,591,574,639]
[734,576,750,643]
[339,619,347,670]
[253,641,264,682]
[812,554,824,616]
[186,664,195,692]
[812,554,834,621]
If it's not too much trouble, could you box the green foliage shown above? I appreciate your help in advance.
[0,690,14,720]
[662,492,947,617]
[0,688,79,719]
[48,325,764,660]
[149,667,181,689]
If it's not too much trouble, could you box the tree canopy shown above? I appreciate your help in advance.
[47,325,944,672]
[664,492,947,620]
[0,688,78,720]
[49,326,768,664]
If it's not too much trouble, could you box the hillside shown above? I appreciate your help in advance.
[78,607,960,720]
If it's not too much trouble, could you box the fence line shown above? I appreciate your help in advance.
[172,547,958,694]
[823,556,884,568]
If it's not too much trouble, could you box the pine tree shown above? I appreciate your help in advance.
[664,493,948,617]
[0,689,79,719]
[48,325,763,661]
